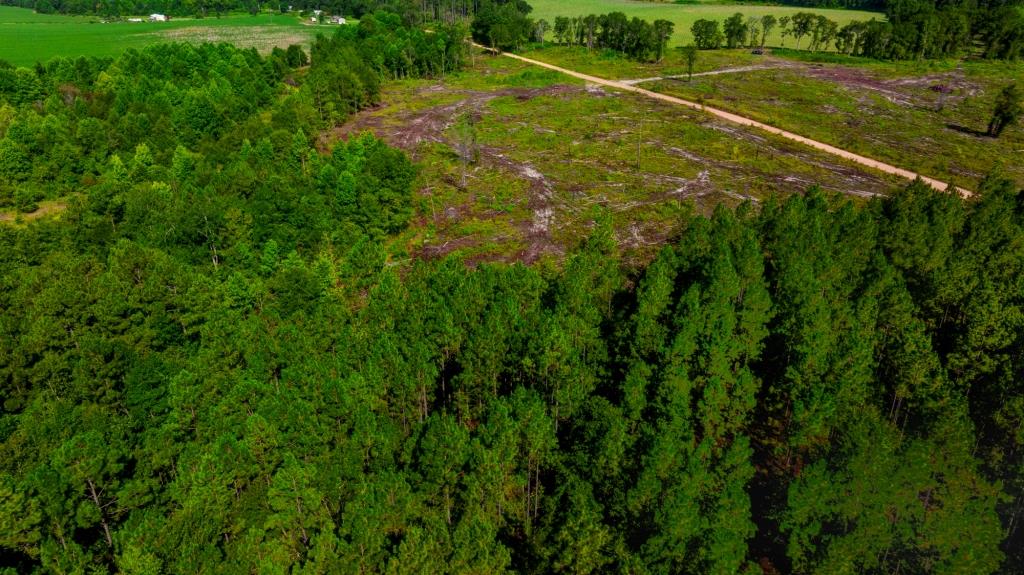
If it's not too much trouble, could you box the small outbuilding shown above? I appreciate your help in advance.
[149,13,167,22]
[330,15,346,24]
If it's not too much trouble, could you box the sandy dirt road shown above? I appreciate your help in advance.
[478,45,970,197]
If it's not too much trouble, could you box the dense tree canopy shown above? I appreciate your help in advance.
[551,12,674,62]
[691,18,724,50]
[1,152,1022,572]
[681,0,1024,60]
[470,0,534,51]
[1,4,1023,575]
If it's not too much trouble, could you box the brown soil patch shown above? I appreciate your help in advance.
[329,83,578,263]
[803,65,917,106]
[330,84,576,152]
[802,65,980,108]
[0,200,68,224]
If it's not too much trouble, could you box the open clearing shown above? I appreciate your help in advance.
[524,46,1024,190]
[327,51,905,265]
[490,45,959,192]
[0,199,69,226]
[0,6,323,65]
[529,0,883,47]
[645,53,1024,189]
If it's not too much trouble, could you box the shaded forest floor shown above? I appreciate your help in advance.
[325,52,903,265]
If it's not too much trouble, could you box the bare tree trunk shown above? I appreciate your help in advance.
[87,479,113,547]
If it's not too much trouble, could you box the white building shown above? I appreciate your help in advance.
[330,15,346,24]
[149,13,167,22]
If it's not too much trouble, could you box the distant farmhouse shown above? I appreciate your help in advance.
[310,10,346,24]
[149,13,167,22]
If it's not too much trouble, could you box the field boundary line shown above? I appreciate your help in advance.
[476,44,970,197]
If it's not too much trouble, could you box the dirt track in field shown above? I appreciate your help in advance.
[479,44,971,197]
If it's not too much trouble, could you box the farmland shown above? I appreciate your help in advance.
[529,0,884,47]
[0,6,323,65]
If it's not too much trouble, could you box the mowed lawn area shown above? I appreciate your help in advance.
[528,0,884,47]
[0,6,325,66]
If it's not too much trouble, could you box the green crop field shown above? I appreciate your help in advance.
[0,6,326,66]
[529,0,884,47]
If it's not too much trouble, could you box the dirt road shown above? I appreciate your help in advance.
[479,45,970,197]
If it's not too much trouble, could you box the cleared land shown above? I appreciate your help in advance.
[0,6,324,65]
[327,50,905,265]
[529,0,883,47]
[524,46,1024,190]
[490,45,959,193]
[0,199,69,226]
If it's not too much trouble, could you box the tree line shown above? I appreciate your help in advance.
[550,12,675,62]
[471,8,676,62]
[469,0,536,51]
[688,0,1024,60]
[0,0,528,21]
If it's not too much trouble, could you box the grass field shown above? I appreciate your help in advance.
[326,49,906,265]
[528,0,884,47]
[0,6,326,65]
